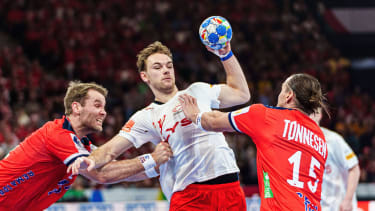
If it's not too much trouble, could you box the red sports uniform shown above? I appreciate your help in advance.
[229,104,327,211]
[0,117,92,210]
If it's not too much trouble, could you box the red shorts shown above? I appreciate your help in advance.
[169,181,246,211]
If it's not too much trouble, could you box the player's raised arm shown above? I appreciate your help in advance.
[207,44,250,108]
[179,94,234,132]
[199,17,250,108]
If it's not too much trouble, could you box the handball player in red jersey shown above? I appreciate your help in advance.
[180,73,329,211]
[0,81,172,210]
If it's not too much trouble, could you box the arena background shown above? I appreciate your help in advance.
[0,0,374,210]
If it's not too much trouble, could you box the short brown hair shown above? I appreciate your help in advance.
[64,81,108,115]
[286,73,329,117]
[136,41,172,73]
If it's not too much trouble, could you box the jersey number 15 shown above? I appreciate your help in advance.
[287,151,320,193]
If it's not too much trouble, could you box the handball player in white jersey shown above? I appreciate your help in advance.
[69,41,250,210]
[311,108,360,211]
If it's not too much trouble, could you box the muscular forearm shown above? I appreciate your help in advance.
[201,111,234,132]
[89,146,118,169]
[344,165,360,201]
[122,171,150,182]
[82,158,145,184]
[89,135,133,169]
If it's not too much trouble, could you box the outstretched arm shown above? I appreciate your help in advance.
[179,94,234,132]
[78,157,150,184]
[207,44,250,107]
[339,164,360,211]
[68,141,172,184]
[89,135,134,169]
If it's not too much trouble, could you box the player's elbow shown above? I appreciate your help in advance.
[93,176,109,184]
[84,170,123,184]
[241,90,251,104]
[234,89,251,105]
[93,174,120,184]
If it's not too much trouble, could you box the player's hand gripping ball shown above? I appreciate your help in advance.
[199,16,232,50]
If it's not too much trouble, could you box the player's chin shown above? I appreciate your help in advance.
[92,125,103,132]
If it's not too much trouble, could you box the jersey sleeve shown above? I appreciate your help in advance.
[331,132,359,170]
[228,104,266,141]
[188,82,221,109]
[118,110,159,148]
[46,130,90,166]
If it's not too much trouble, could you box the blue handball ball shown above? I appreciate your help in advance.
[199,16,232,50]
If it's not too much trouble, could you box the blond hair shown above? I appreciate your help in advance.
[136,41,172,73]
[64,81,108,115]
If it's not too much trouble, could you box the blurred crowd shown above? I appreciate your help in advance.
[0,0,375,194]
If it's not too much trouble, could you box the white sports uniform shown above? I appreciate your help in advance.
[320,127,359,211]
[119,82,239,201]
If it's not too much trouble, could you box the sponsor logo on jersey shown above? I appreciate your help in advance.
[263,171,274,198]
[0,170,34,196]
[122,120,135,132]
[296,192,318,211]
[345,152,355,160]
[48,179,72,195]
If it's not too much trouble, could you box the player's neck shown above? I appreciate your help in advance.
[153,86,179,103]
[67,115,90,138]
[284,102,309,116]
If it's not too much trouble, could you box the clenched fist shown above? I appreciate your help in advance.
[151,142,173,165]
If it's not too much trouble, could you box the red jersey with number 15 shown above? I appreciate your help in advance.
[0,117,92,210]
[229,104,327,211]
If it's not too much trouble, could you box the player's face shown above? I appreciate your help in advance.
[143,53,175,93]
[79,90,107,132]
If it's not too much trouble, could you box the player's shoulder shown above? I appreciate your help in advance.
[262,104,295,112]
[231,104,264,117]
[130,103,155,118]
[186,82,213,91]
[248,104,282,113]
[40,118,64,134]
[320,127,345,143]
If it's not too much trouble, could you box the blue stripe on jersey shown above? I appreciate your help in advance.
[65,154,89,166]
[228,112,241,133]
[264,105,294,110]
[63,117,75,132]
[63,117,92,146]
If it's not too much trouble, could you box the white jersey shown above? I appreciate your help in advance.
[119,82,239,201]
[320,127,359,211]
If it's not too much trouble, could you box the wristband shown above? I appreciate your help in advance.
[195,112,207,132]
[145,167,159,178]
[138,154,156,170]
[220,50,233,61]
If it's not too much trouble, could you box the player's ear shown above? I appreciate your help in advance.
[285,90,295,104]
[140,71,149,83]
[71,102,82,115]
